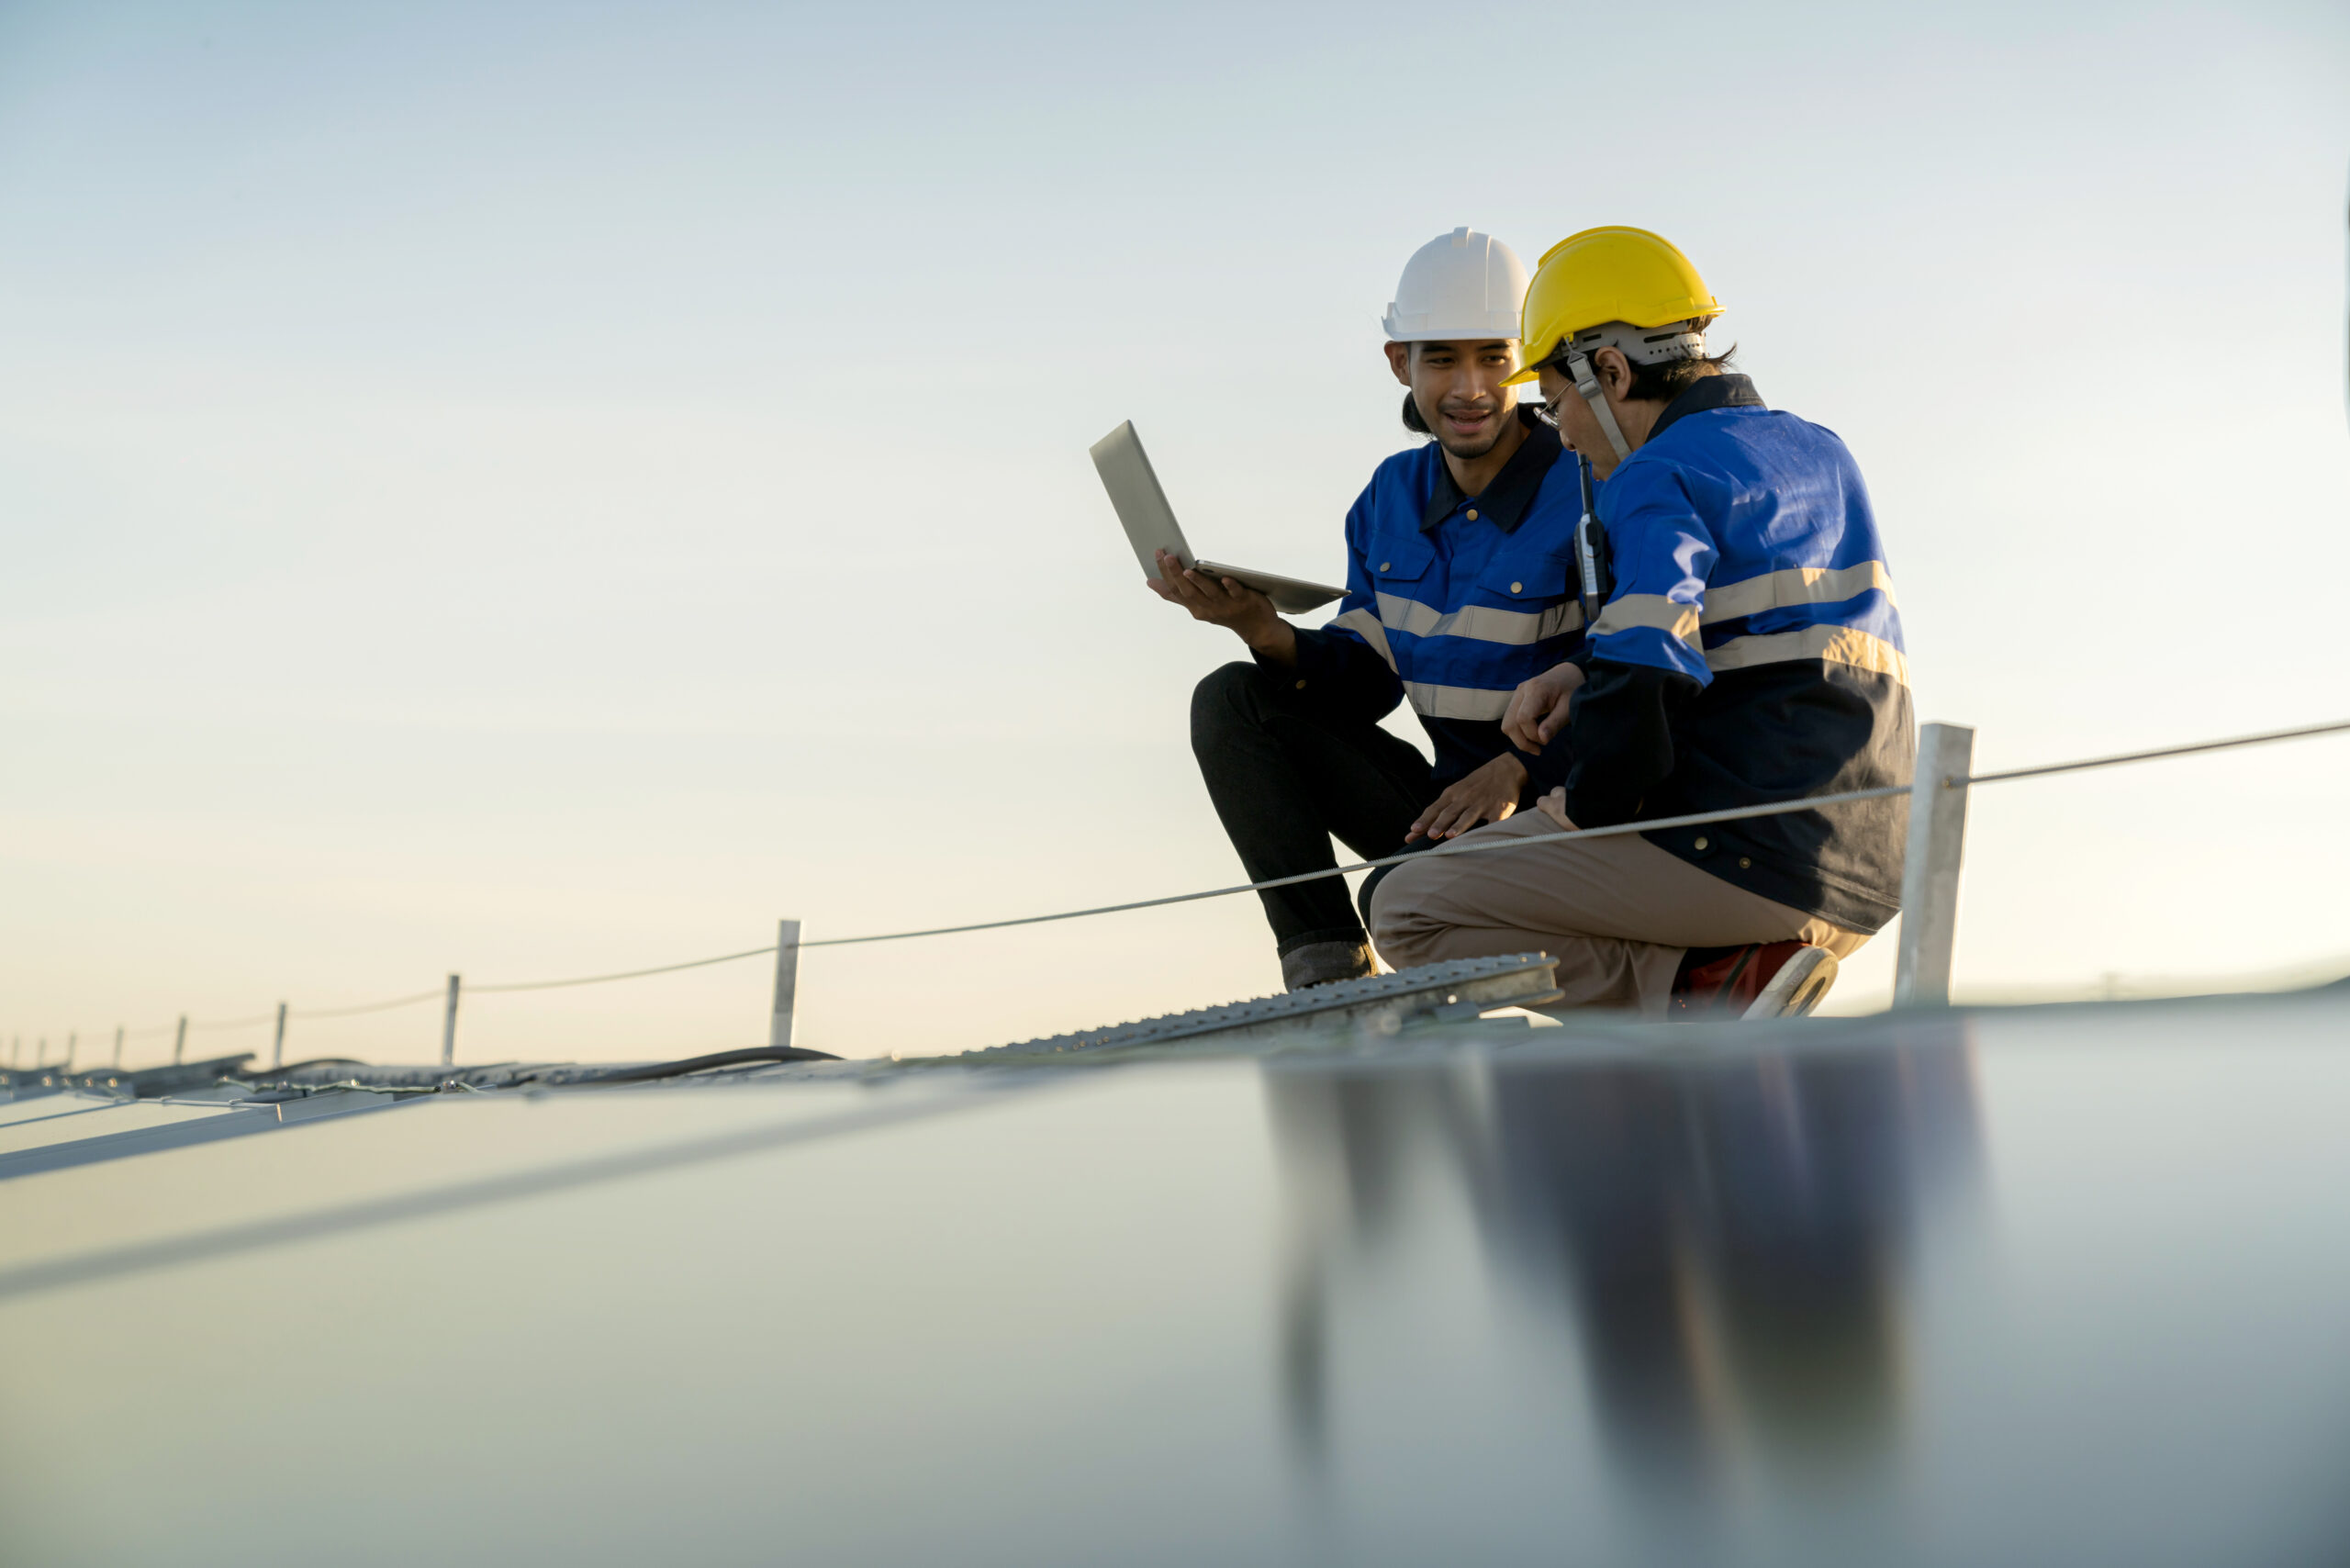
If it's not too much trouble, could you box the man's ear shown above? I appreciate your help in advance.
[1595,347,1636,402]
[1384,341,1413,386]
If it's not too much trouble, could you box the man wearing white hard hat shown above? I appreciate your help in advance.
[1152,228,1588,991]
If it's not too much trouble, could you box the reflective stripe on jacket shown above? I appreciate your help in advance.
[1276,409,1587,787]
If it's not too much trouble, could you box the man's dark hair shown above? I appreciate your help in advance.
[1402,339,1715,435]
[1624,344,1738,404]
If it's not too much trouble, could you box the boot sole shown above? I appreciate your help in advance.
[1742,946,1839,1020]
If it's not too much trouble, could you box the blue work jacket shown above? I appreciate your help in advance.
[1270,409,1586,787]
[1563,375,1917,931]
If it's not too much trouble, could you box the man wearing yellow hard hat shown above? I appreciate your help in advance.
[1368,227,1917,1017]
[1153,228,1590,991]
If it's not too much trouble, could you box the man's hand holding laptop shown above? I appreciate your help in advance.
[1149,541,1528,846]
[1147,548,1297,669]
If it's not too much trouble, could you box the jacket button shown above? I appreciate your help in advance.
[1294,679,1307,690]
[1466,508,1480,521]
[1693,836,1709,851]
[1510,581,1523,594]
[1739,857,1751,868]
[1379,562,1390,572]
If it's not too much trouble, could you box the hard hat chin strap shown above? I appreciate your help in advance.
[1563,345,1633,462]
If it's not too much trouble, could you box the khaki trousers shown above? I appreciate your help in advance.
[1367,812,1866,1016]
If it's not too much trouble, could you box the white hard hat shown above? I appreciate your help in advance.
[1382,227,1529,342]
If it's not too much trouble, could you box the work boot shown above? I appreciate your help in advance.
[1670,941,1839,1019]
[1281,939,1376,991]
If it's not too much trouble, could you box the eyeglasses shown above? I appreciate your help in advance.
[1524,347,1575,428]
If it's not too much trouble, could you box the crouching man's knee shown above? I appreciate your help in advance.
[1367,859,1451,971]
[1190,662,1267,757]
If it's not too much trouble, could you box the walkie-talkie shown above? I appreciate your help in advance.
[1573,454,1612,626]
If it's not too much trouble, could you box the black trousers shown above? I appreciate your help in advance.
[1191,662,1439,956]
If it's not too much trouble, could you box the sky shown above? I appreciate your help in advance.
[3,0,2347,1066]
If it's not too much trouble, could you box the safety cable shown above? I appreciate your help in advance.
[144,989,452,1038]
[790,784,1915,950]
[187,1011,285,1033]
[28,714,2350,1042]
[468,945,782,994]
[291,990,447,1021]
[1958,719,2350,789]
[784,714,2350,950]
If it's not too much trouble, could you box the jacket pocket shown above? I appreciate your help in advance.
[1365,532,1436,586]
[1474,552,1571,605]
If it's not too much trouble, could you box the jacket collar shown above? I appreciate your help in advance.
[1645,372,1764,443]
[1419,406,1562,533]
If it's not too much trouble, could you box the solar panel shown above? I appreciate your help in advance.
[4,991,2346,1565]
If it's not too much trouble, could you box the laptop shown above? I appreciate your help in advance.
[1089,421,1347,615]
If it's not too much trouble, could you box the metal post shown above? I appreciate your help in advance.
[441,975,461,1068]
[272,1002,288,1070]
[770,920,802,1050]
[63,1033,75,1070]
[112,1026,125,1067]
[35,1037,46,1067]
[173,1014,188,1065]
[1894,722,1975,1009]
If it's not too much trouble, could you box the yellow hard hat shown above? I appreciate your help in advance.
[1502,226,1723,386]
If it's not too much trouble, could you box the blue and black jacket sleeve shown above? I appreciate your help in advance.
[1252,489,1404,726]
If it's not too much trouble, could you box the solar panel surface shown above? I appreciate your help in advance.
[3,991,2346,1566]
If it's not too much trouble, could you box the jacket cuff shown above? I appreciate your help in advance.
[1266,627,1400,720]
[1561,660,1695,827]
[1518,728,1578,792]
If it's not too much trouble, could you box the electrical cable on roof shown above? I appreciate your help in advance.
[573,1046,841,1085]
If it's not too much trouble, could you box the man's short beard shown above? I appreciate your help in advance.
[1434,404,1511,462]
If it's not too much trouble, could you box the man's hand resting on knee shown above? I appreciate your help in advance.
[1501,661,1586,753]
[1534,787,1579,832]
[1407,753,1527,842]
[1147,548,1296,666]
